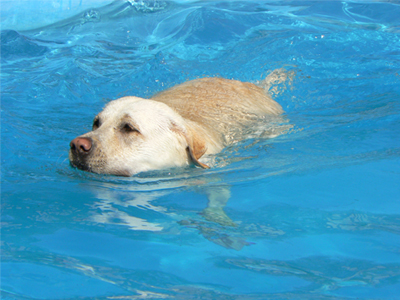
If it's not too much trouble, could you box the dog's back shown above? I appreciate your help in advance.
[151,77,283,146]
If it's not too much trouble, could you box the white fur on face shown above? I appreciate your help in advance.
[70,97,191,176]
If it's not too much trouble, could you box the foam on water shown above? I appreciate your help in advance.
[1,1,400,299]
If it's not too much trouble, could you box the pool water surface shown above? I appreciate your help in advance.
[1,0,400,299]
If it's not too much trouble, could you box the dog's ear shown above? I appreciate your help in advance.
[170,121,210,169]
[185,127,210,169]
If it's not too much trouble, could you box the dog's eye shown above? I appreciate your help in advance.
[121,123,139,134]
[93,117,101,130]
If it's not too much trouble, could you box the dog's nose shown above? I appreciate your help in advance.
[70,137,92,154]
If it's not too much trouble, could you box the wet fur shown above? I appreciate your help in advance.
[69,76,284,176]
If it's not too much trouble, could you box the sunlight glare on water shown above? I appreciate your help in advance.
[1,0,400,299]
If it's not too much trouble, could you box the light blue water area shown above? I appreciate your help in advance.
[1,0,400,299]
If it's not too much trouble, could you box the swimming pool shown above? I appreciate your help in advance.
[1,0,400,299]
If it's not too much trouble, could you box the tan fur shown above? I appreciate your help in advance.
[152,78,283,151]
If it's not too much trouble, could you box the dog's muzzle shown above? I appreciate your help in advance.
[69,137,93,171]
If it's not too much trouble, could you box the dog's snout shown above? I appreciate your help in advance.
[70,137,92,154]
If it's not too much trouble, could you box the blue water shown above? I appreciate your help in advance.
[1,0,400,299]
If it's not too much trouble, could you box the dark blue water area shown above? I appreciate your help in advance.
[1,0,400,299]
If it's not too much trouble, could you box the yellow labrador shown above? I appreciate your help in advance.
[69,75,284,176]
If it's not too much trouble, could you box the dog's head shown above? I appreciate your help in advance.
[69,97,209,176]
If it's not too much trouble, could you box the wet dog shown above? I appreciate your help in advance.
[69,75,285,176]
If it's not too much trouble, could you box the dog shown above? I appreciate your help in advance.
[69,75,285,176]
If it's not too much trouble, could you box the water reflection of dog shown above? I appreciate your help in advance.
[87,179,252,250]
